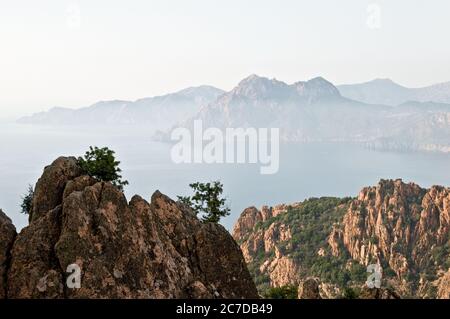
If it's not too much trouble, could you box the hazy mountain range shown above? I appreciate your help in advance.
[159,75,381,144]
[18,86,224,130]
[163,75,450,153]
[338,78,450,106]
[18,75,450,153]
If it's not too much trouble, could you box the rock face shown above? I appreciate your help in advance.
[0,210,16,299]
[260,250,299,288]
[298,278,321,299]
[30,157,82,222]
[329,179,450,296]
[234,180,450,299]
[358,287,401,299]
[233,206,300,288]
[4,157,258,299]
[436,270,450,299]
[233,197,349,297]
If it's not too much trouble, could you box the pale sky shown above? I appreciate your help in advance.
[1,0,450,119]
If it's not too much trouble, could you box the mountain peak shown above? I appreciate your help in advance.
[372,78,395,83]
[230,75,342,101]
[177,85,224,96]
[242,73,264,81]
[309,76,332,84]
[237,74,274,87]
[294,76,341,99]
[233,75,290,99]
[176,85,225,101]
[365,78,408,89]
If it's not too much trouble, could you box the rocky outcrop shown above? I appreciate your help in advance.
[8,206,64,298]
[436,269,450,299]
[0,210,16,299]
[234,205,294,266]
[358,287,401,299]
[4,157,258,299]
[232,207,263,243]
[30,157,82,222]
[260,250,300,288]
[298,278,321,299]
[234,180,450,299]
[232,205,292,243]
[233,197,348,295]
[329,180,450,282]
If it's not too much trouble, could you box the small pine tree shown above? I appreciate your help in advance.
[178,181,230,223]
[20,184,34,215]
[77,146,128,191]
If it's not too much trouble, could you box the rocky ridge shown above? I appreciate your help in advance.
[0,210,16,299]
[164,75,450,153]
[233,179,450,299]
[1,157,258,299]
[18,86,224,129]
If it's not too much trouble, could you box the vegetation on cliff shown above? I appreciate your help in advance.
[178,181,230,224]
[1,156,258,299]
[234,180,450,299]
[77,146,128,191]
[20,185,34,215]
[239,197,367,294]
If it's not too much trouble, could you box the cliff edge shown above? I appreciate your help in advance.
[1,157,258,299]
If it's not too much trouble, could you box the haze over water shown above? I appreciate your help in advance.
[1,123,450,231]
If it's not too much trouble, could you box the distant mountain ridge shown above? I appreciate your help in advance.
[18,85,224,130]
[18,75,450,153]
[167,75,450,153]
[176,74,379,129]
[228,74,341,102]
[338,78,450,106]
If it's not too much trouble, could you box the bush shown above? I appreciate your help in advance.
[178,181,230,223]
[20,184,34,215]
[263,285,298,299]
[77,146,128,191]
[383,267,397,278]
[349,263,368,282]
[342,287,359,299]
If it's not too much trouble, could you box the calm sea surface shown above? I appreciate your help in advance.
[1,123,449,231]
